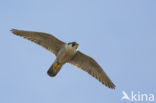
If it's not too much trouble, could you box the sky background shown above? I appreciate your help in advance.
[0,0,156,103]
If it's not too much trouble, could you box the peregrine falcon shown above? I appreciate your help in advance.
[11,29,115,89]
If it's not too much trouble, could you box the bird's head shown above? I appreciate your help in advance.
[68,42,79,49]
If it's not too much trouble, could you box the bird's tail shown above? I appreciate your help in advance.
[47,61,63,77]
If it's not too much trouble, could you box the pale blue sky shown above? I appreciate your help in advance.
[0,0,156,103]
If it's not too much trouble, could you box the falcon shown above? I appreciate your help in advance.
[11,29,115,89]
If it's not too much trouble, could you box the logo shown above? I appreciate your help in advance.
[121,91,154,102]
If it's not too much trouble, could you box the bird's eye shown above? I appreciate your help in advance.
[72,43,75,47]
[68,42,75,47]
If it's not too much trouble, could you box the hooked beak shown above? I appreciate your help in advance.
[75,42,79,46]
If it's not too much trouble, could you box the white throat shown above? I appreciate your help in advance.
[65,43,77,52]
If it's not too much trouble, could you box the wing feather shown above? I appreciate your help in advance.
[11,29,65,55]
[69,51,115,89]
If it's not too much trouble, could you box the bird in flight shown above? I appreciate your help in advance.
[11,29,115,89]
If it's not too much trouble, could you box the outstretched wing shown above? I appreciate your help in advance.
[11,29,65,55]
[69,51,115,89]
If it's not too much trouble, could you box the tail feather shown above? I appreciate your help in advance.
[47,62,62,77]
